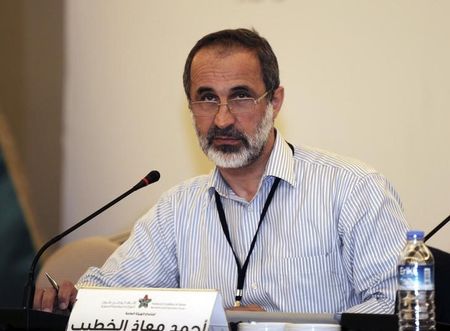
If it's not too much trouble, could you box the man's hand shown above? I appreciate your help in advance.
[33,281,78,313]
[227,304,265,312]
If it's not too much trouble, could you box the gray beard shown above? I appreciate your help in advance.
[195,103,274,168]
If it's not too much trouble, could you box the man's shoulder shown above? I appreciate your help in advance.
[161,173,211,200]
[293,144,378,179]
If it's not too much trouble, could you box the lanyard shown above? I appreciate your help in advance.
[214,176,281,307]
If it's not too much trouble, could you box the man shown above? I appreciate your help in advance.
[34,28,408,314]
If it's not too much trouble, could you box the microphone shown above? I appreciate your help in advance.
[424,214,450,242]
[22,170,161,310]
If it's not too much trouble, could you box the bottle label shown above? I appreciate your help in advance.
[398,264,434,291]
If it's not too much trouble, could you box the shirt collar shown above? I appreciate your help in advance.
[265,130,296,187]
[207,130,296,198]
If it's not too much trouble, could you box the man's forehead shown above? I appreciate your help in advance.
[188,45,265,98]
[192,45,258,64]
[191,47,262,80]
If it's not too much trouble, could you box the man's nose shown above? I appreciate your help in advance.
[214,103,235,128]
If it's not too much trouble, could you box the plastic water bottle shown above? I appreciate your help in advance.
[398,230,436,331]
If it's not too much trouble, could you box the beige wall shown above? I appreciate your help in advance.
[0,0,63,247]
[63,0,450,251]
[1,1,449,252]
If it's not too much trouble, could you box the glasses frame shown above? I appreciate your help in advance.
[189,91,270,117]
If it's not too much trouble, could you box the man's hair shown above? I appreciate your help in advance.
[183,28,280,101]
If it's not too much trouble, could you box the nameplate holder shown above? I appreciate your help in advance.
[67,287,228,331]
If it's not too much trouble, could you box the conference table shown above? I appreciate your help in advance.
[1,308,450,331]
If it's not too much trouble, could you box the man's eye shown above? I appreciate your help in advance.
[199,94,218,102]
[231,92,251,99]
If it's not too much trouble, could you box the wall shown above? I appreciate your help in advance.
[63,0,449,251]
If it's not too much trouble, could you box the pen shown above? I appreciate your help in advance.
[45,272,60,292]
[45,272,73,314]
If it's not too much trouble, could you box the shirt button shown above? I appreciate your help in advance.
[251,283,258,289]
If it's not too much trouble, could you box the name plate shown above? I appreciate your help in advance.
[67,287,228,331]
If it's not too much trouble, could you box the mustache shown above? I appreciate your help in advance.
[206,125,249,147]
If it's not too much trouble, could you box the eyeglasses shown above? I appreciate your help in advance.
[189,91,269,117]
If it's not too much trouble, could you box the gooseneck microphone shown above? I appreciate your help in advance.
[22,170,161,310]
[424,214,450,242]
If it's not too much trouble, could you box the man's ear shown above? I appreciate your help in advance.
[271,86,284,119]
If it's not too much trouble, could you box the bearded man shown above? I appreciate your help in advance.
[34,28,408,315]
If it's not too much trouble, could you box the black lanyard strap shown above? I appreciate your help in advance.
[214,176,281,307]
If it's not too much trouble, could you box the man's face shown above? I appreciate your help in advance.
[189,47,275,168]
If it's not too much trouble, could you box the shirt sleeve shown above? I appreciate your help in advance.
[338,173,408,313]
[76,194,179,288]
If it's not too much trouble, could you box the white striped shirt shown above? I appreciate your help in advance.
[78,132,408,314]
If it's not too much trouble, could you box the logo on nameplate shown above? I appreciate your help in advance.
[138,295,151,308]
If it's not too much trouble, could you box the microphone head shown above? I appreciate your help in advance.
[133,170,161,191]
[145,170,160,184]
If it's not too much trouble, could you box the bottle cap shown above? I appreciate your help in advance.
[407,230,424,240]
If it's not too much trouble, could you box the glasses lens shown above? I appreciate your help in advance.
[191,101,217,116]
[229,99,255,113]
